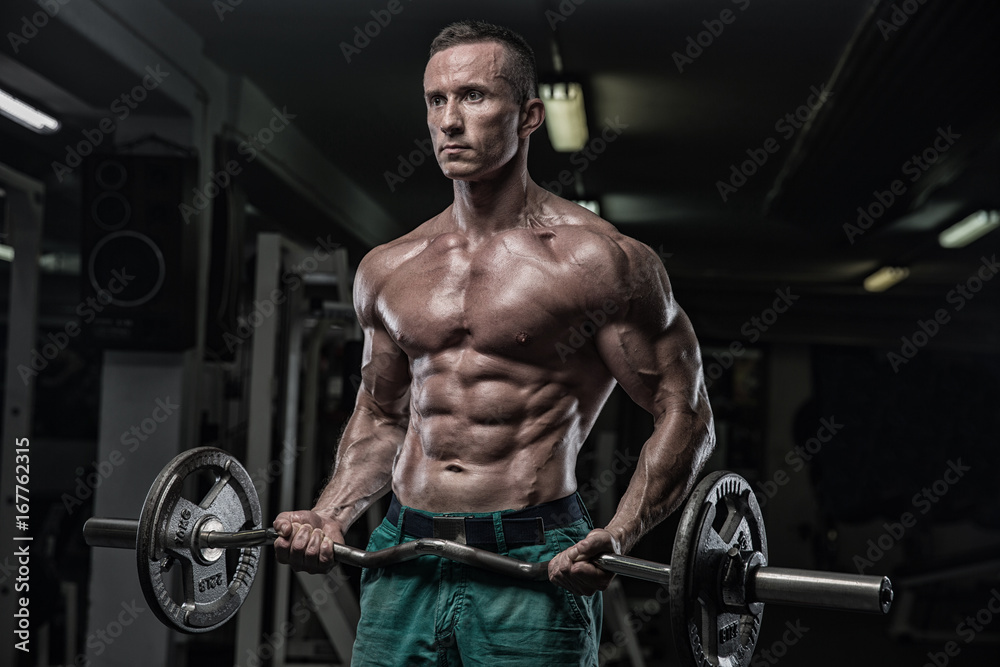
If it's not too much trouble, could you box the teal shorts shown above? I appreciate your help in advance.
[351,495,603,666]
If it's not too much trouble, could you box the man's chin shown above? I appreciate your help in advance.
[439,163,483,181]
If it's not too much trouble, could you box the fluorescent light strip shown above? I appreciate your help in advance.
[0,244,14,262]
[0,87,60,134]
[938,210,1000,248]
[864,266,910,293]
[540,82,588,152]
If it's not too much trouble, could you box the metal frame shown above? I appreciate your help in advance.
[0,162,44,667]
[235,233,358,666]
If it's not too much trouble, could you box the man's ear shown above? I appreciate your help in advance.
[518,98,546,139]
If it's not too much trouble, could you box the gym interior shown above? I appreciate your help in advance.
[1,1,999,665]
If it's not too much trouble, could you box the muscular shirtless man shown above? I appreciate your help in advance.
[274,20,715,665]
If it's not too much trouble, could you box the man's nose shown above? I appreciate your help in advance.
[440,99,463,135]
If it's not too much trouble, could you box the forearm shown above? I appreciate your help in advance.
[311,406,407,531]
[604,399,715,554]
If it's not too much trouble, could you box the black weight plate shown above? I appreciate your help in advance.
[669,470,767,667]
[136,447,262,633]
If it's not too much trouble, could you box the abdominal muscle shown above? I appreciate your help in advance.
[390,350,612,513]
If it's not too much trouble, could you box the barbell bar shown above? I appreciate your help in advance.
[84,518,891,614]
[82,447,893,667]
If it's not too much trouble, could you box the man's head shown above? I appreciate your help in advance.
[424,21,545,182]
[429,21,538,104]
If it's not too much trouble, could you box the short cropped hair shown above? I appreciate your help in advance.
[429,20,538,104]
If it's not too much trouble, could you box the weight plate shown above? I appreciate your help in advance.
[136,447,262,633]
[669,471,767,667]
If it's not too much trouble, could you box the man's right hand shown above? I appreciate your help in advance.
[273,510,344,574]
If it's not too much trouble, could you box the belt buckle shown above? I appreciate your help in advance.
[533,517,545,544]
[432,516,468,544]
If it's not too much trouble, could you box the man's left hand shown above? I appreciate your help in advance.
[548,528,620,595]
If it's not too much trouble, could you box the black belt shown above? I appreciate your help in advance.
[386,493,584,550]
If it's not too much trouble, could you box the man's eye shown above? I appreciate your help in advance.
[431,96,445,106]
[467,91,483,101]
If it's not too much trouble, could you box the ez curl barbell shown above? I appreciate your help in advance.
[83,447,892,667]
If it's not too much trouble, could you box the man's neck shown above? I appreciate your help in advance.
[449,156,540,240]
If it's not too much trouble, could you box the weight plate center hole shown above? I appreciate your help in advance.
[196,517,225,564]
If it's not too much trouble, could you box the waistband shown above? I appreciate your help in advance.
[385,493,585,550]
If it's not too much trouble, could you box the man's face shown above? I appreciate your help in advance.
[423,41,524,181]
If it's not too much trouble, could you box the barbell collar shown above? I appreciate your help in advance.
[750,567,893,614]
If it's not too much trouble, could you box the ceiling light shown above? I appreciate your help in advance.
[864,266,910,293]
[539,82,588,152]
[573,200,600,215]
[0,244,14,262]
[39,251,80,274]
[938,210,1000,248]
[0,87,60,134]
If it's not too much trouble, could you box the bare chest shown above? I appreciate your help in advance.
[378,233,604,360]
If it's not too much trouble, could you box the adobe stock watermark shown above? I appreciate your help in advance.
[67,600,145,665]
[754,417,843,508]
[751,619,810,666]
[545,0,590,30]
[853,459,970,574]
[51,66,171,182]
[221,235,341,352]
[6,0,73,54]
[886,254,998,372]
[877,0,928,40]
[598,583,670,663]
[554,298,620,362]
[180,106,296,222]
[703,287,799,387]
[921,588,1000,667]
[17,267,135,385]
[61,397,180,514]
[599,589,808,667]
[248,445,305,491]
[578,449,639,506]
[339,0,414,63]
[238,570,352,667]
[842,125,960,244]
[716,82,831,203]
[384,137,434,192]
[672,0,752,73]
[541,116,629,197]
[213,0,245,21]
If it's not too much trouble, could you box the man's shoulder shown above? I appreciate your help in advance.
[357,214,444,280]
[542,198,661,277]
[353,214,446,323]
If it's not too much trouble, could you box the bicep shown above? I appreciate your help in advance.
[352,252,411,420]
[356,322,411,420]
[594,254,707,418]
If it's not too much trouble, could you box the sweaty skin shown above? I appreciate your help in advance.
[274,41,715,596]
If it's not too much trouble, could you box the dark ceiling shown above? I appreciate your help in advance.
[1,0,999,352]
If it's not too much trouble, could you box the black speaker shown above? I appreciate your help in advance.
[80,155,199,350]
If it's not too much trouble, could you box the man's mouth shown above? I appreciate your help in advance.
[442,144,470,154]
